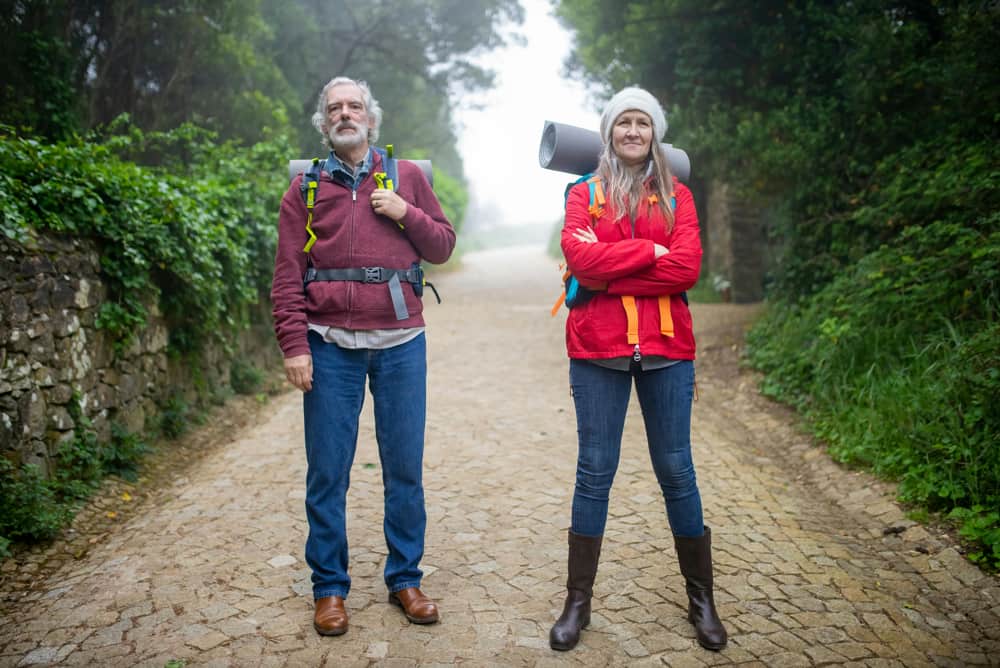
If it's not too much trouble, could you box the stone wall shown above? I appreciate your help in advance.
[0,231,278,477]
[704,180,768,303]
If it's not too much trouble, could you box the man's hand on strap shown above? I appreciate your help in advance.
[371,189,407,222]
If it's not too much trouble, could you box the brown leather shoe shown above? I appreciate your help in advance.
[313,596,348,636]
[388,587,439,624]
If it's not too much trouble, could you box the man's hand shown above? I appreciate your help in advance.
[284,354,313,392]
[371,189,408,222]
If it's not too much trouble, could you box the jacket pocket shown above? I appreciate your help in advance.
[306,281,353,317]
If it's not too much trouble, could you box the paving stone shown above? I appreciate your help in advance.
[766,652,813,667]
[657,652,709,667]
[0,247,997,666]
[828,641,874,660]
[16,646,59,666]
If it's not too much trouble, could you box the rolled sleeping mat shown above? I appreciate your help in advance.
[288,158,434,188]
[537,120,690,183]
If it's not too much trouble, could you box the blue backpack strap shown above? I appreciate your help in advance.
[372,146,399,191]
[563,171,593,206]
[385,144,398,190]
[299,157,323,203]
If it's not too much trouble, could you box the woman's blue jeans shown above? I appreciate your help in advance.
[303,331,427,599]
[569,358,704,538]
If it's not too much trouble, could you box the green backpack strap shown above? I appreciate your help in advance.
[372,145,399,191]
[299,157,323,253]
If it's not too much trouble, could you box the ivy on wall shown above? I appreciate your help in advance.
[0,121,288,556]
[1,121,287,353]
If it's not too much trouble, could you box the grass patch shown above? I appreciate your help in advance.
[747,216,1000,569]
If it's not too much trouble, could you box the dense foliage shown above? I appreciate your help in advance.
[556,0,997,292]
[555,0,1000,566]
[259,0,522,176]
[0,122,285,351]
[1,0,523,228]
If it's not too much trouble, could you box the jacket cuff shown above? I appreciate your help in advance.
[281,338,310,359]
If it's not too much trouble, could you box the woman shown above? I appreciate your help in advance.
[549,87,727,652]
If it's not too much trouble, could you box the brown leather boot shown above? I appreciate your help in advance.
[549,531,603,651]
[674,527,727,650]
[389,587,439,624]
[313,596,348,636]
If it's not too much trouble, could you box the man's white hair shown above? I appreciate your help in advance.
[311,76,383,148]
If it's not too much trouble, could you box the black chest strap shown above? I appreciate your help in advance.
[303,264,440,320]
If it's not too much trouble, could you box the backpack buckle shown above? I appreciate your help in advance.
[363,267,384,283]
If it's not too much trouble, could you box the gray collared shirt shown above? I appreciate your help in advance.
[325,147,371,188]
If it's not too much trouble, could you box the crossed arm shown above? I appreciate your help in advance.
[561,183,702,297]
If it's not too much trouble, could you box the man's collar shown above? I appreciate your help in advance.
[329,147,372,176]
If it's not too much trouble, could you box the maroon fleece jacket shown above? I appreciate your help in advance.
[270,152,455,358]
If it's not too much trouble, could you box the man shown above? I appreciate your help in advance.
[271,76,455,636]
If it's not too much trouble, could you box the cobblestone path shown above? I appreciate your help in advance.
[2,245,998,667]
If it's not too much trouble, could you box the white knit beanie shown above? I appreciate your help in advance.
[599,86,667,143]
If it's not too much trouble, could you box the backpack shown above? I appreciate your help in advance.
[299,145,399,253]
[550,173,605,315]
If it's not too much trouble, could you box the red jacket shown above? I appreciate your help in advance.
[271,151,455,358]
[561,177,701,361]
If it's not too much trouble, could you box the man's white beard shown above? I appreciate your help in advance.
[328,121,366,152]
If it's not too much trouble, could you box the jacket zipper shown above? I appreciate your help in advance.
[347,185,357,325]
[630,214,641,362]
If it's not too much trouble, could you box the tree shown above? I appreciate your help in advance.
[261,0,523,173]
[554,0,999,293]
[2,0,524,233]
[0,0,88,137]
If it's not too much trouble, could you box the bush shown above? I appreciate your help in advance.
[0,421,150,554]
[230,359,265,395]
[748,210,1000,568]
[0,460,68,548]
[53,430,104,502]
[0,121,288,354]
[158,396,190,440]
[102,425,150,482]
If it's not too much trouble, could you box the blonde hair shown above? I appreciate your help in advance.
[595,125,675,231]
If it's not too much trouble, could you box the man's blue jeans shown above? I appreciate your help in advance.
[569,359,704,538]
[303,331,427,599]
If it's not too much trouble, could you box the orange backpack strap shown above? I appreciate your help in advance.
[621,294,674,344]
[621,296,639,344]
[551,267,571,316]
[550,292,567,316]
[658,295,674,337]
[588,175,605,218]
